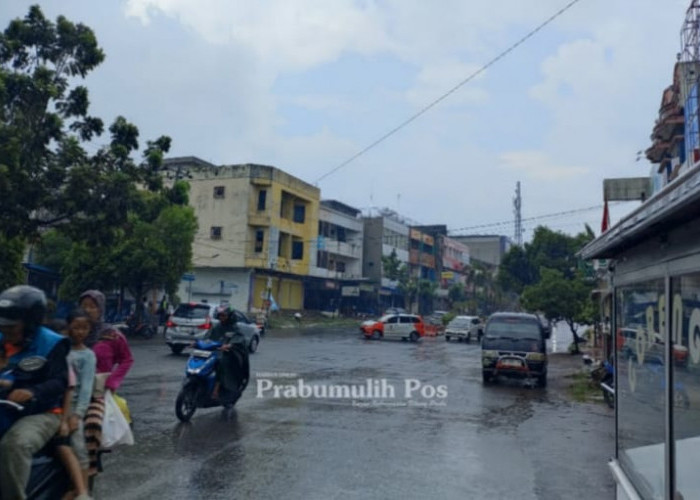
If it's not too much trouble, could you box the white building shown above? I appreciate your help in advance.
[305,200,366,312]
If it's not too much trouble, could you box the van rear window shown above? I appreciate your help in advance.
[486,319,540,339]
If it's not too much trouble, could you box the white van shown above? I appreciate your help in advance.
[444,315,484,342]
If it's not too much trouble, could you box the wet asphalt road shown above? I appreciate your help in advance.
[94,327,615,500]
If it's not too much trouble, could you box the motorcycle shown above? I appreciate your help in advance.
[118,314,157,339]
[0,400,71,500]
[175,339,248,422]
[600,359,615,409]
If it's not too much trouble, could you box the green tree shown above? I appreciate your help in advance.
[44,183,196,307]
[34,230,73,273]
[111,200,197,318]
[398,272,416,310]
[381,249,403,281]
[527,226,581,279]
[521,268,595,354]
[0,235,25,290]
[0,6,177,290]
[448,283,466,309]
[498,245,537,295]
[499,225,595,295]
[416,279,437,315]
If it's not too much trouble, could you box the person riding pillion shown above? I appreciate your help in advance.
[0,285,71,500]
[209,306,249,402]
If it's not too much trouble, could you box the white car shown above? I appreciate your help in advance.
[445,315,484,342]
[361,313,426,341]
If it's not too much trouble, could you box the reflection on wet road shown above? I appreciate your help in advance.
[95,328,614,500]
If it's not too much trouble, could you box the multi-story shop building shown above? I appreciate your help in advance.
[412,225,471,309]
[408,227,437,282]
[363,210,410,310]
[163,156,320,312]
[306,200,368,313]
[440,236,471,287]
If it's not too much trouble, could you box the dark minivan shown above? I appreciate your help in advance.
[481,312,550,387]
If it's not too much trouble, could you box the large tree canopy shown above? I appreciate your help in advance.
[499,226,595,295]
[499,225,597,353]
[521,268,595,353]
[1,6,196,301]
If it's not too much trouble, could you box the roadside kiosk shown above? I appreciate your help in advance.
[581,165,700,500]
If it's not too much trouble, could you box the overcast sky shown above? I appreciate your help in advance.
[0,0,691,241]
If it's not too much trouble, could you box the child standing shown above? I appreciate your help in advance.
[56,308,96,500]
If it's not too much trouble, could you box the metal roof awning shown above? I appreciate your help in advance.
[581,163,700,260]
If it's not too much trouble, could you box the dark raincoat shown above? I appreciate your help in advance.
[208,318,250,401]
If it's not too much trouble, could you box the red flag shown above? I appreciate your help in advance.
[601,199,610,233]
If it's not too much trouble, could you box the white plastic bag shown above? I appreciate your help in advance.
[102,390,134,448]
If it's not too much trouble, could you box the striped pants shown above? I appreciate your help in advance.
[84,397,105,476]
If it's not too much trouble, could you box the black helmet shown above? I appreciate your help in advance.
[216,305,231,318]
[0,285,47,333]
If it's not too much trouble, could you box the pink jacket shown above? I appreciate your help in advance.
[93,331,134,392]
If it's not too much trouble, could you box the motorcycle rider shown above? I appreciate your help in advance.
[0,285,71,500]
[208,305,249,402]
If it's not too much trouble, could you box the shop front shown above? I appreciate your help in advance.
[581,165,700,499]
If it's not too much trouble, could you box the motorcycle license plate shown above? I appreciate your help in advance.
[192,349,213,358]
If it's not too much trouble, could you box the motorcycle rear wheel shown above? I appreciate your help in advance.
[175,387,198,422]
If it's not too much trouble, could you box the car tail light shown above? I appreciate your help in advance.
[166,320,176,328]
[198,321,212,330]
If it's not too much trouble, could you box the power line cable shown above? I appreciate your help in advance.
[314,0,585,184]
[192,201,619,250]
[448,202,620,234]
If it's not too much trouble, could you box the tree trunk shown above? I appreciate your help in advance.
[567,319,581,354]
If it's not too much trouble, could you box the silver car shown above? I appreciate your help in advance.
[227,308,261,354]
[165,303,261,354]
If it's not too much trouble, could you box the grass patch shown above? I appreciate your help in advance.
[566,371,603,403]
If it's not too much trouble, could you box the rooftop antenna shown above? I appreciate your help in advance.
[513,181,523,246]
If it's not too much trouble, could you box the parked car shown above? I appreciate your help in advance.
[445,315,484,342]
[360,313,425,342]
[165,302,261,355]
[481,312,548,387]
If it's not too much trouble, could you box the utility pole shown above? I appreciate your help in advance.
[513,181,523,246]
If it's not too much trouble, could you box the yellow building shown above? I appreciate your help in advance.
[164,157,320,312]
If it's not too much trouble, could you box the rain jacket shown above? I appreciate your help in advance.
[208,319,249,397]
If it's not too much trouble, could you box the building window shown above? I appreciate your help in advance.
[336,261,346,273]
[254,229,264,253]
[257,190,267,211]
[337,226,346,242]
[293,204,306,223]
[292,240,304,260]
[317,251,328,269]
[210,226,222,240]
[278,232,290,258]
[213,186,225,199]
